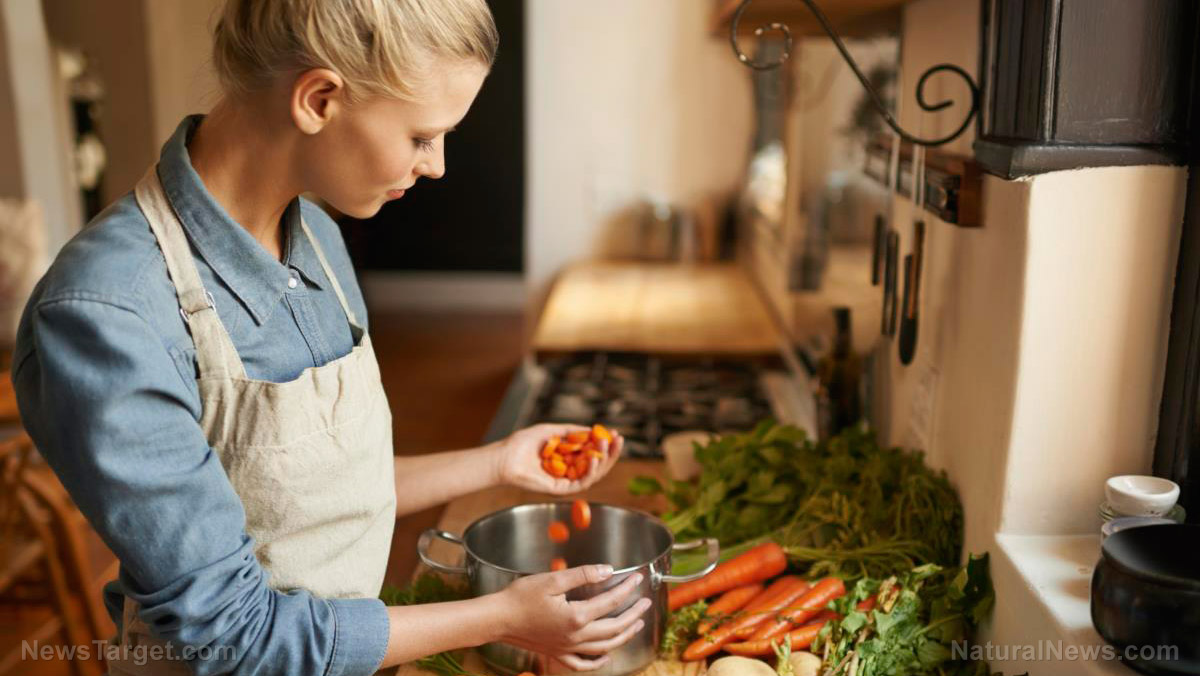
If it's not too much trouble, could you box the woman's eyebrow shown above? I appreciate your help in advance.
[414,125,458,137]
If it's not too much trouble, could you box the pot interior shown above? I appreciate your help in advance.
[462,502,673,574]
[1102,523,1200,590]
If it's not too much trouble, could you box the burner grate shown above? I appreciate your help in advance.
[528,352,774,459]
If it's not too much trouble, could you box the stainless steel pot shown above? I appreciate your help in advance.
[417,502,719,676]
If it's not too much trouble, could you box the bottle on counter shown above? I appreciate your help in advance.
[817,306,863,439]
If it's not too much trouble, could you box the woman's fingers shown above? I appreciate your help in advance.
[571,616,646,655]
[572,596,651,642]
[556,653,610,671]
[572,573,642,621]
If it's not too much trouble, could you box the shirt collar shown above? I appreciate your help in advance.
[157,115,324,326]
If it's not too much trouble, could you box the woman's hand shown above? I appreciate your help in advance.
[493,565,651,671]
[490,423,624,495]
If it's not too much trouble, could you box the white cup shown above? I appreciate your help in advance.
[1104,475,1180,517]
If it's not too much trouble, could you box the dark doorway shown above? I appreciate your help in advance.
[340,0,525,273]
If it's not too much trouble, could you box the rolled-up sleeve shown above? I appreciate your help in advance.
[13,293,389,676]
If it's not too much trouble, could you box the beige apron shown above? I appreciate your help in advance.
[107,168,397,674]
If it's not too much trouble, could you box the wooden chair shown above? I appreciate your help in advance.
[22,464,120,649]
[0,432,91,676]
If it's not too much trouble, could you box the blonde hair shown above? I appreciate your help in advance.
[213,0,498,102]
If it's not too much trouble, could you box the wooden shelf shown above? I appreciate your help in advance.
[713,0,903,39]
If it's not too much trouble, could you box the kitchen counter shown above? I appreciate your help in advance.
[393,459,705,676]
[532,262,784,356]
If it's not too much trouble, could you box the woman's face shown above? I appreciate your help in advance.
[295,59,489,219]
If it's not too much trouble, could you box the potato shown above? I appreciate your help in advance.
[786,651,821,676]
[708,656,777,676]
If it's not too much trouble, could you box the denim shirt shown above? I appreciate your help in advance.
[13,116,389,676]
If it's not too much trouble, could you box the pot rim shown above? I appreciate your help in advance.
[1100,524,1200,592]
[459,501,679,576]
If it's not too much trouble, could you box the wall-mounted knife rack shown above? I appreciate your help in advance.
[862,136,983,228]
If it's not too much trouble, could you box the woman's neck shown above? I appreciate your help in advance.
[187,100,300,261]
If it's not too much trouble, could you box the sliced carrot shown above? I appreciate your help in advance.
[548,457,567,477]
[592,424,614,442]
[549,558,567,572]
[558,442,583,453]
[565,466,578,481]
[566,431,591,444]
[571,500,592,530]
[729,577,811,638]
[541,436,561,458]
[547,521,570,543]
[697,583,764,635]
[749,576,845,641]
[723,613,836,656]
[668,542,788,611]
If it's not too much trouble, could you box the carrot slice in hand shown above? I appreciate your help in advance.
[591,424,614,443]
[566,431,591,443]
[547,521,570,543]
[571,500,592,530]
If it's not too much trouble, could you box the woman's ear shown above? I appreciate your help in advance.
[290,68,346,134]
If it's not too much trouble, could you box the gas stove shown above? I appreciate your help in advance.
[516,352,798,459]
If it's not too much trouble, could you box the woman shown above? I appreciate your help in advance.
[12,1,648,674]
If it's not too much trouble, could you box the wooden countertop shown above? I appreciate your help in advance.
[532,262,783,357]
[394,459,706,676]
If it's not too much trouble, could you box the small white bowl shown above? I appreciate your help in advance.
[1104,475,1180,517]
[661,431,713,482]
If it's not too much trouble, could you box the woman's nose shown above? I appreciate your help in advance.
[417,144,446,180]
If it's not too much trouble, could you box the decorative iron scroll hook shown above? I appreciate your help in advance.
[730,0,980,147]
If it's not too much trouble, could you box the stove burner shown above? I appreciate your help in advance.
[528,352,774,459]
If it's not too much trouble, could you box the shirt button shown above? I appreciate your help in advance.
[287,276,299,289]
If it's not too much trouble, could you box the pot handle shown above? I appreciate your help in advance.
[661,537,721,583]
[417,528,469,575]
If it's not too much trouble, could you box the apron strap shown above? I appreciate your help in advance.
[298,217,362,331]
[134,166,247,379]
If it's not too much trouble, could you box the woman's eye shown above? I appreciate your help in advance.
[414,137,435,152]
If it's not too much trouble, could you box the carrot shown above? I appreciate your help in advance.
[680,577,807,661]
[566,431,591,443]
[696,583,764,635]
[730,577,811,638]
[547,521,570,543]
[695,575,796,635]
[592,424,614,442]
[571,500,591,530]
[549,557,567,571]
[668,542,788,611]
[723,612,838,656]
[749,576,845,641]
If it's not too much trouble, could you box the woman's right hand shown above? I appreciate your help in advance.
[494,564,652,671]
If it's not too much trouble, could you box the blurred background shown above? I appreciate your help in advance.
[1,0,1198,674]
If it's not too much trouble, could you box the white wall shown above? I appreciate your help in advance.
[142,0,221,147]
[525,0,754,297]
[0,0,80,250]
[874,0,1186,550]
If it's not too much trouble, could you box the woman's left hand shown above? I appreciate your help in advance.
[490,423,624,495]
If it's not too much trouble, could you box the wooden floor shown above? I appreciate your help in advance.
[3,309,526,675]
